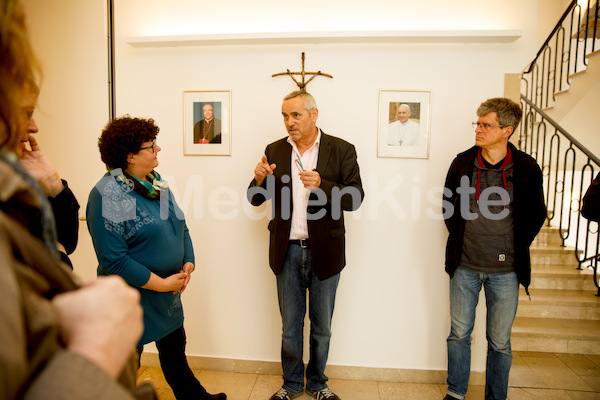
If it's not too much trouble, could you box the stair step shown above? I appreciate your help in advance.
[541,44,600,121]
[533,228,565,246]
[569,69,587,79]
[531,263,588,271]
[530,265,597,291]
[530,245,580,254]
[518,288,600,320]
[588,48,600,59]
[530,245,581,266]
[531,264,592,272]
[554,88,570,96]
[512,317,600,354]
[542,105,554,112]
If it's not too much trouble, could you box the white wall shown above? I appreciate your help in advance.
[24,0,539,372]
[536,0,573,47]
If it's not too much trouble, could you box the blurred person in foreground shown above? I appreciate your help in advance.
[18,93,80,267]
[0,0,152,398]
[86,116,227,400]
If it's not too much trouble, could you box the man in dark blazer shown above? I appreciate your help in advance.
[247,91,363,400]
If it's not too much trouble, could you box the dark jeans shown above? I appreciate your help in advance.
[138,325,208,400]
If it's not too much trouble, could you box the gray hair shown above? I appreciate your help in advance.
[284,90,317,113]
[477,98,522,131]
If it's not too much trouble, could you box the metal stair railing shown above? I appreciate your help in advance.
[522,0,599,111]
[519,96,600,296]
[520,0,600,295]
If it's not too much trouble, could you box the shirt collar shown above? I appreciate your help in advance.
[287,128,321,152]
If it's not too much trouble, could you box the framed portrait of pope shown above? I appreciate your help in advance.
[377,90,431,159]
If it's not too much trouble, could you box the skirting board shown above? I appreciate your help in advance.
[140,353,485,385]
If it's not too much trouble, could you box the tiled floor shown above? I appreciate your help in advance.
[136,351,600,400]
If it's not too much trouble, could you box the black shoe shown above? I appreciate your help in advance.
[306,388,341,400]
[270,387,301,400]
[443,395,461,400]
[203,393,226,400]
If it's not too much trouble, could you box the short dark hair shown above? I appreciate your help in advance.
[477,98,523,131]
[98,116,159,170]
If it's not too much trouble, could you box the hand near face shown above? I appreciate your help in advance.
[52,276,143,379]
[19,136,64,197]
[299,170,321,190]
[254,154,276,186]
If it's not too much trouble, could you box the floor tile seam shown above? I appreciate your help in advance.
[375,380,382,400]
[523,357,593,391]
[519,369,595,392]
[555,355,600,382]
[583,354,600,367]
[521,382,595,393]
[508,383,581,390]
[247,373,259,400]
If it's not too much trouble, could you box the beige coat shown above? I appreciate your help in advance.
[0,160,153,399]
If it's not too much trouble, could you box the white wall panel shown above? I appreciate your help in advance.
[25,0,540,372]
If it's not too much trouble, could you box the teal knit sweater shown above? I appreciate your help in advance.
[86,172,194,345]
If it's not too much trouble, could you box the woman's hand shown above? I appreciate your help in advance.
[161,272,187,293]
[180,262,195,294]
[142,271,186,293]
[19,136,64,197]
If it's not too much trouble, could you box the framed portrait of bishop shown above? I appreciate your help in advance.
[183,90,231,156]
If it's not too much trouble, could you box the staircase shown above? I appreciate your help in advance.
[514,0,600,355]
[544,49,600,122]
[512,226,600,354]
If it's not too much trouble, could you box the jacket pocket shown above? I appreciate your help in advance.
[329,227,345,238]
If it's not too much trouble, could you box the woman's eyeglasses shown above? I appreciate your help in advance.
[139,140,157,152]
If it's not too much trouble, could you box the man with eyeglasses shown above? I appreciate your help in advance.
[247,91,363,400]
[442,98,546,400]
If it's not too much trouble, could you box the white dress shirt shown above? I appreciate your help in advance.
[287,130,321,240]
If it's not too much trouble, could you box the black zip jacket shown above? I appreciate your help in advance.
[442,143,547,291]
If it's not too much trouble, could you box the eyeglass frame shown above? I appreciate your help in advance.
[472,122,506,130]
[139,140,157,152]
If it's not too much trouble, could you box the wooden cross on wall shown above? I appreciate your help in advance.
[272,52,333,90]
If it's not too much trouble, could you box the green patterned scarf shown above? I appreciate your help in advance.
[112,169,168,200]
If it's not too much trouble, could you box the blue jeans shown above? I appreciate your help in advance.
[276,243,340,395]
[447,267,519,400]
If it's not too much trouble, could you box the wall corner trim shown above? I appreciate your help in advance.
[126,30,523,47]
